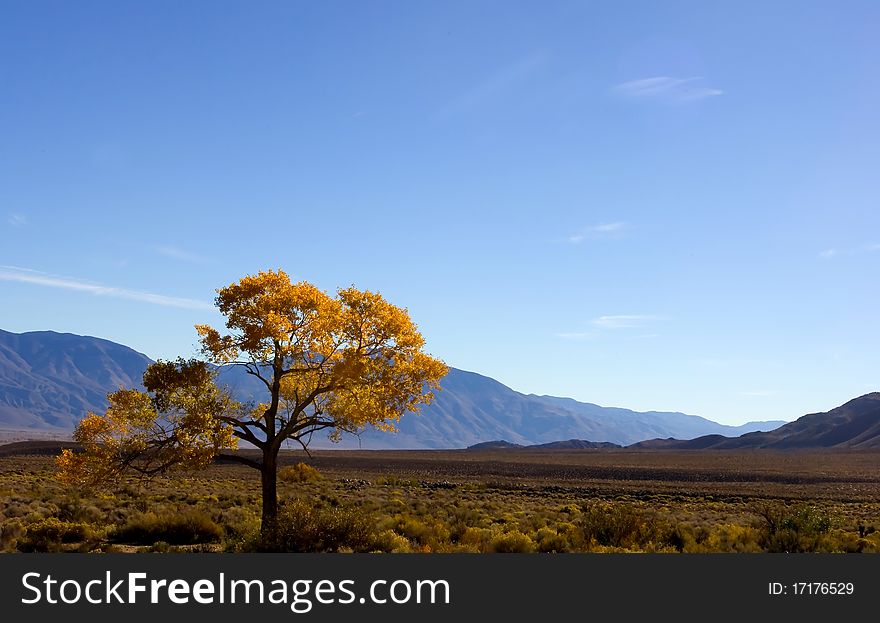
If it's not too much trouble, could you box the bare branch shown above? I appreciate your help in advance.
[243,364,272,390]
[217,453,261,470]
[291,435,313,458]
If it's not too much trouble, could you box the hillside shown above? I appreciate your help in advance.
[633,393,880,450]
[0,329,785,448]
[0,329,150,430]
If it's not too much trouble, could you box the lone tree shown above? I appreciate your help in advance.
[57,269,447,533]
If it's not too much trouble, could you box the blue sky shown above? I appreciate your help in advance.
[2,1,879,425]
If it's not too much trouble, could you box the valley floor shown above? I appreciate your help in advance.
[1,445,879,553]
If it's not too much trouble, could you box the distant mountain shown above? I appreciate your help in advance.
[633,393,880,449]
[467,440,525,450]
[319,368,784,448]
[0,329,786,448]
[467,439,621,450]
[529,439,621,450]
[0,329,150,430]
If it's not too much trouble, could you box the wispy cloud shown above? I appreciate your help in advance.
[819,244,880,259]
[592,314,655,329]
[613,76,722,104]
[591,222,625,233]
[568,222,626,244]
[557,314,657,341]
[436,53,545,119]
[7,213,26,227]
[0,265,214,310]
[741,390,778,397]
[155,246,209,264]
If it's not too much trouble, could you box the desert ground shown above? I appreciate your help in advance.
[1,443,879,553]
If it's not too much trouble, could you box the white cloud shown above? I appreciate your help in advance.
[613,76,723,104]
[741,390,778,397]
[591,222,625,233]
[156,245,209,264]
[558,314,657,341]
[7,213,26,227]
[819,244,880,259]
[568,222,626,244]
[0,265,214,310]
[592,315,655,329]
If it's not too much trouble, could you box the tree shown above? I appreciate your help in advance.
[57,269,448,534]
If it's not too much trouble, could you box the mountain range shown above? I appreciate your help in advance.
[0,329,786,448]
[632,393,880,449]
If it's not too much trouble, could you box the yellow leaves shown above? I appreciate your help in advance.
[337,286,424,351]
[72,412,113,443]
[55,448,88,487]
[56,362,239,489]
[195,325,239,363]
[106,389,157,430]
[194,269,448,440]
[206,269,340,358]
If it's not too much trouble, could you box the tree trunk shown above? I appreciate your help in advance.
[260,450,278,535]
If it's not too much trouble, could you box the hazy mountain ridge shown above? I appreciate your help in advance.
[0,329,786,448]
[467,439,623,450]
[0,329,150,429]
[633,393,880,450]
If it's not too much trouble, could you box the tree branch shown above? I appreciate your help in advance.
[275,384,335,442]
[243,364,272,390]
[217,453,262,470]
[290,435,313,458]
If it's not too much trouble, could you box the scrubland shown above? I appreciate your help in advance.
[1,447,879,553]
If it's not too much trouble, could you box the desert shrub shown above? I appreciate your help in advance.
[668,523,761,553]
[0,519,26,552]
[219,506,260,540]
[258,500,376,552]
[114,510,223,545]
[458,526,493,551]
[383,514,451,551]
[816,530,880,553]
[706,524,763,553]
[578,503,666,550]
[18,518,98,552]
[862,531,880,553]
[56,494,103,524]
[667,524,700,552]
[488,529,535,553]
[2,502,29,518]
[374,529,412,553]
[857,523,876,538]
[278,463,322,484]
[535,526,571,552]
[755,503,832,553]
